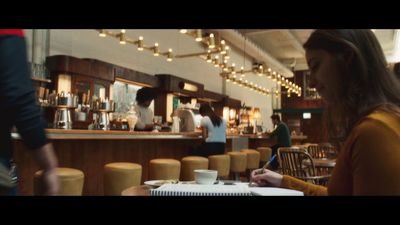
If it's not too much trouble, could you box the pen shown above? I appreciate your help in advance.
[260,154,277,174]
[249,154,277,187]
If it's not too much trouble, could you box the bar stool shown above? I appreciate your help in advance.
[180,156,208,181]
[256,147,272,167]
[208,154,230,179]
[149,159,181,181]
[240,149,261,180]
[227,152,247,181]
[103,162,142,196]
[34,167,84,196]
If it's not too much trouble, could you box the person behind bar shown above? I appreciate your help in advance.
[0,29,59,195]
[251,29,400,196]
[134,87,157,131]
[190,103,227,157]
[264,114,291,170]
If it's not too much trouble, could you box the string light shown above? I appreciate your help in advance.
[97,29,302,97]
[96,29,174,63]
[191,29,300,96]
[153,43,159,56]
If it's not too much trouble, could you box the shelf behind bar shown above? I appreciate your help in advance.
[31,76,52,83]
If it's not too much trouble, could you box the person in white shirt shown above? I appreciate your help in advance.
[134,87,157,131]
[190,103,227,157]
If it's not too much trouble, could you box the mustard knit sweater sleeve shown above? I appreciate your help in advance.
[280,175,328,196]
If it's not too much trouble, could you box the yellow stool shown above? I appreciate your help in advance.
[104,162,142,196]
[256,147,272,166]
[149,159,181,181]
[241,149,261,181]
[227,152,247,181]
[241,149,261,170]
[180,156,209,181]
[208,154,230,179]
[34,167,84,196]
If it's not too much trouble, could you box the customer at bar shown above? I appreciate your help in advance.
[251,29,400,195]
[0,29,59,195]
[134,87,157,131]
[190,103,227,157]
[264,114,291,170]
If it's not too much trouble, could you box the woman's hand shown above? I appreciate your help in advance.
[250,168,283,187]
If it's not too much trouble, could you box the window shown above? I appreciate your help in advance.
[303,71,321,100]
[303,112,311,119]
[112,81,154,117]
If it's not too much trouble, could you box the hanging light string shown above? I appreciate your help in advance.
[179,29,301,97]
[96,29,174,62]
[97,29,301,97]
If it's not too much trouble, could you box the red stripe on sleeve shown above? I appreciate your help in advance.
[0,29,24,37]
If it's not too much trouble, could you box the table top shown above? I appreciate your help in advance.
[121,185,152,196]
[304,158,336,168]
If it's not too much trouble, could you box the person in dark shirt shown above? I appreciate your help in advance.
[134,87,158,131]
[264,114,291,170]
[0,30,59,195]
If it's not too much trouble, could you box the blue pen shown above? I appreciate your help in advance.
[249,154,277,187]
[261,154,277,174]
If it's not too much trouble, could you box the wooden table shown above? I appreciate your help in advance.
[305,159,336,168]
[303,158,336,176]
[121,185,152,196]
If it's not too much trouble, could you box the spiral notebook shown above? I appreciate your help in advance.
[150,183,304,196]
[150,184,252,196]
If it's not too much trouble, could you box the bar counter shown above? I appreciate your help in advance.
[12,129,202,140]
[244,134,308,148]
[12,129,205,195]
[12,129,307,195]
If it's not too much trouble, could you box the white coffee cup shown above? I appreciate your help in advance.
[194,169,218,185]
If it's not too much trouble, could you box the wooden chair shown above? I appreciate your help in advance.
[307,144,337,159]
[277,147,330,186]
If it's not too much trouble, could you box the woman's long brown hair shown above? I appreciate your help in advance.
[199,103,222,127]
[304,30,400,146]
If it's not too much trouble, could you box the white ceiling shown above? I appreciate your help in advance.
[236,29,397,71]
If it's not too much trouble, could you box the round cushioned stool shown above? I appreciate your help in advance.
[241,149,261,181]
[240,149,261,170]
[227,152,247,181]
[149,159,181,181]
[256,147,272,166]
[104,162,142,196]
[34,167,84,196]
[208,154,230,179]
[180,156,209,181]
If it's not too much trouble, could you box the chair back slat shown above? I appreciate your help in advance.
[277,147,331,185]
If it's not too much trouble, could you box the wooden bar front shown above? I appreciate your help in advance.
[13,129,203,196]
[12,129,306,195]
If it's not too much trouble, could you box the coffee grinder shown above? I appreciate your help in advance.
[90,98,115,130]
[50,92,78,129]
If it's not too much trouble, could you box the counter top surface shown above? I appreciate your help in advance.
[12,129,203,140]
[243,134,308,139]
[11,129,307,140]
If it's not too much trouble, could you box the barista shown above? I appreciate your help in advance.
[134,87,158,131]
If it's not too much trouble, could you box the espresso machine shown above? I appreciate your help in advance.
[49,92,78,129]
[171,108,202,132]
[90,98,116,130]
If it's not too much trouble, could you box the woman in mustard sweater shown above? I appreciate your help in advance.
[251,30,400,195]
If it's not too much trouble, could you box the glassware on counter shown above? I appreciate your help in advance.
[126,102,138,132]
